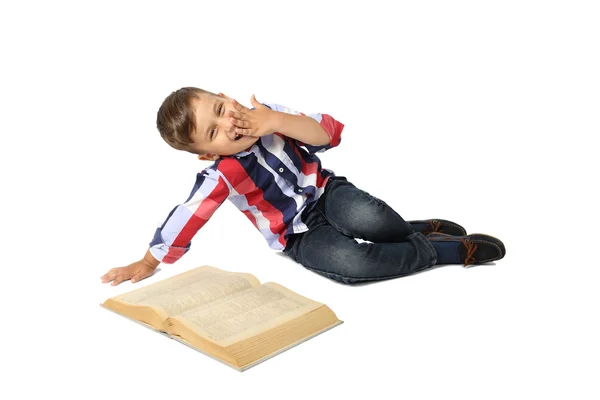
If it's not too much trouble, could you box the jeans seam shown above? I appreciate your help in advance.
[292,178,438,283]
[286,243,297,259]
[284,247,294,258]
[316,180,360,238]
[294,230,437,283]
[408,232,438,266]
[302,264,428,283]
[316,206,356,238]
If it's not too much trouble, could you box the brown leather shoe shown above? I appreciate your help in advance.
[466,233,506,258]
[408,219,467,236]
[427,232,504,266]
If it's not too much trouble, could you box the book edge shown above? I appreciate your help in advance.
[100,303,242,371]
[242,319,344,371]
[100,303,343,372]
[100,303,170,337]
[171,319,344,372]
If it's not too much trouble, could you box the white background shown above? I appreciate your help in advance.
[1,0,599,399]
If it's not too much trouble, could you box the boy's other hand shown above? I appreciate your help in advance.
[100,259,157,286]
[219,93,281,138]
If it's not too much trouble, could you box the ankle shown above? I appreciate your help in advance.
[430,240,462,265]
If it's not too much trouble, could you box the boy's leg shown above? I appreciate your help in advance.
[283,209,437,284]
[316,176,415,243]
[318,177,466,240]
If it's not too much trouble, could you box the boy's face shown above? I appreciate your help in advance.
[189,93,258,160]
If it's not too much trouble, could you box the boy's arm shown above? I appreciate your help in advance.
[265,103,344,154]
[101,167,230,286]
[148,167,231,264]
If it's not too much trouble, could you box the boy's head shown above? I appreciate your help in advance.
[156,87,258,161]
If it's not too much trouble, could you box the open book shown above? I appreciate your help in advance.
[101,266,343,371]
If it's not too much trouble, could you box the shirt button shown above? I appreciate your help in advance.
[279,168,284,172]
[297,188,303,193]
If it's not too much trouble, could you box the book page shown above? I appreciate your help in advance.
[171,283,323,347]
[112,266,260,317]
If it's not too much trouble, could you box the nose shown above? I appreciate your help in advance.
[224,124,237,141]
[218,112,236,140]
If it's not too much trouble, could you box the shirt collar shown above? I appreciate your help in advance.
[227,143,255,158]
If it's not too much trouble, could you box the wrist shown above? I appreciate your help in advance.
[270,110,285,133]
[143,249,160,269]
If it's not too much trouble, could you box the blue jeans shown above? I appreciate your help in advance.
[283,176,438,284]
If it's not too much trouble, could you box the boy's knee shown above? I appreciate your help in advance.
[302,242,373,283]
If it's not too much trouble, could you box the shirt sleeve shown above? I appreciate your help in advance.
[263,103,344,154]
[148,167,231,264]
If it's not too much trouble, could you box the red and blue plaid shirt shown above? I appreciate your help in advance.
[149,103,344,264]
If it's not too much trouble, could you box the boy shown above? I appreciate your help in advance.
[101,87,505,286]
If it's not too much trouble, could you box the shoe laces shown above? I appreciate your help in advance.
[461,238,478,266]
[424,220,442,235]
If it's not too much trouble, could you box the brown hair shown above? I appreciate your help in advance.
[156,87,217,153]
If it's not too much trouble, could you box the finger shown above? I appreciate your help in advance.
[232,99,249,112]
[101,268,117,279]
[130,271,148,283]
[230,118,248,128]
[101,271,117,283]
[111,275,126,286]
[235,127,253,136]
[250,94,260,108]
[227,109,242,119]
[218,92,234,101]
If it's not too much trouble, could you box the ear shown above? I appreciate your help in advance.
[197,153,220,161]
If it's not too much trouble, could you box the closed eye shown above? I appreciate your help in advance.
[210,103,224,139]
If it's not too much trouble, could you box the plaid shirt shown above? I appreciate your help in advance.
[149,103,344,263]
